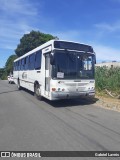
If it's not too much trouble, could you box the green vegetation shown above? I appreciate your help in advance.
[0,68,5,79]
[15,30,56,57]
[1,55,17,80]
[1,30,56,79]
[95,66,120,95]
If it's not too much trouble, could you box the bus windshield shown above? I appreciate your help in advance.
[52,50,95,80]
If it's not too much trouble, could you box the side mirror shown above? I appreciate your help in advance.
[50,53,55,65]
[93,52,96,64]
[94,56,96,64]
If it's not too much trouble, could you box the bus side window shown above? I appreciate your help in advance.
[26,56,29,70]
[29,53,35,70]
[21,58,24,70]
[16,62,17,71]
[15,62,17,71]
[35,50,42,70]
[18,60,20,71]
[19,60,21,71]
[14,62,15,71]
[16,61,18,71]
[24,56,29,70]
[21,59,23,70]
[24,57,26,70]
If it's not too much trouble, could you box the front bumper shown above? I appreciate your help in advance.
[51,91,95,100]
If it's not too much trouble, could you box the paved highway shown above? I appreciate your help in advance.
[0,80,120,160]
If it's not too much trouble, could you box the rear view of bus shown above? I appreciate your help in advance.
[50,41,96,100]
[13,40,96,101]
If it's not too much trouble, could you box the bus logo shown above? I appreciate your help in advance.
[1,152,10,157]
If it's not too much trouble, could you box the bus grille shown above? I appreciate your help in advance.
[65,83,87,86]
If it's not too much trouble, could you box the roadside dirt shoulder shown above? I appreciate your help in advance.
[95,95,120,112]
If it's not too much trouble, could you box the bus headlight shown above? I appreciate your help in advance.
[52,88,56,91]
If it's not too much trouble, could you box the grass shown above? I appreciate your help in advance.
[95,66,120,95]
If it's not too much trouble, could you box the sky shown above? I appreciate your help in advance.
[0,0,120,67]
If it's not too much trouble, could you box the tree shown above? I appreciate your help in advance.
[5,54,18,74]
[15,30,57,57]
[0,68,4,79]
[1,54,17,79]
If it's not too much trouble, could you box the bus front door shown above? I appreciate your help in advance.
[45,53,50,97]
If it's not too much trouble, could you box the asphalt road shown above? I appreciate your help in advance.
[0,80,120,160]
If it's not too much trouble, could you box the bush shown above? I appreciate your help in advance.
[95,66,120,94]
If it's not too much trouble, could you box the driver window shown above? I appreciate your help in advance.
[83,56,92,70]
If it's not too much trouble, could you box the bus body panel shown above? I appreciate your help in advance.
[49,79,95,100]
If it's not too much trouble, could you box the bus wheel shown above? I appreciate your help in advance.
[34,84,42,100]
[17,79,21,90]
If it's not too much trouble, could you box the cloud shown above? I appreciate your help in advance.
[110,0,120,3]
[1,41,17,50]
[52,30,120,62]
[0,0,38,16]
[0,0,41,50]
[0,19,36,49]
[52,30,82,41]
[95,22,120,32]
[92,44,120,62]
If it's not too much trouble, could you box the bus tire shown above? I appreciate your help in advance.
[34,83,42,100]
[17,79,21,90]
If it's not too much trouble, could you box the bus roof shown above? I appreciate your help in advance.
[14,39,93,62]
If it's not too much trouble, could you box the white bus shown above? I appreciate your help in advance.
[13,40,96,100]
